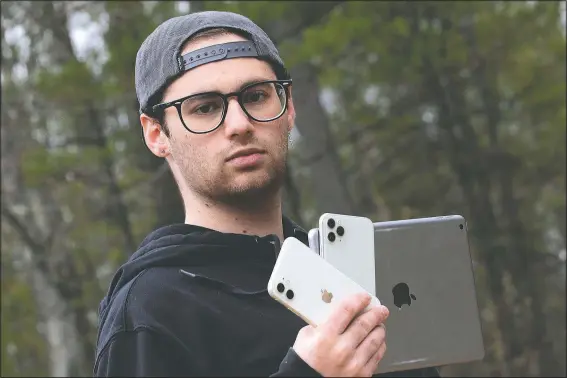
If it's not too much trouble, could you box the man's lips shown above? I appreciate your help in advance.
[225,148,266,162]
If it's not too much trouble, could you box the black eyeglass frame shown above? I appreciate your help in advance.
[151,79,293,134]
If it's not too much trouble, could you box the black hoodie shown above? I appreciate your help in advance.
[94,217,440,377]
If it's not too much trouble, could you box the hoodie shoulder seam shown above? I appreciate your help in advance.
[122,268,151,330]
[94,325,178,373]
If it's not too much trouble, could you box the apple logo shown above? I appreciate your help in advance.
[321,289,334,303]
[392,282,417,309]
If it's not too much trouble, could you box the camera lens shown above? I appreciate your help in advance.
[459,224,464,230]
[327,218,336,229]
[336,226,345,236]
[328,232,336,242]
[286,290,294,300]
[277,283,285,293]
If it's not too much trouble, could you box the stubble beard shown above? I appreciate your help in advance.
[210,151,287,210]
[176,133,289,211]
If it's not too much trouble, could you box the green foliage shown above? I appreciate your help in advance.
[203,1,290,24]
[21,146,109,188]
[36,60,101,106]
[102,1,178,91]
[1,254,48,377]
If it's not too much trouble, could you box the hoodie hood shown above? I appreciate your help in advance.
[98,216,307,320]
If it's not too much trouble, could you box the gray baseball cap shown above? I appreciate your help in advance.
[135,11,290,114]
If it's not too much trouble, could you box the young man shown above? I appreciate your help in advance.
[94,11,439,377]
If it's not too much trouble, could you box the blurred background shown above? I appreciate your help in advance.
[1,1,565,377]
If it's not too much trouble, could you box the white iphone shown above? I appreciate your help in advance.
[267,237,381,327]
[318,213,376,295]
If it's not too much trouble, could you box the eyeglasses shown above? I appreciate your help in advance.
[152,79,292,134]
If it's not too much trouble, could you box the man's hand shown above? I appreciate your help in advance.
[292,292,388,377]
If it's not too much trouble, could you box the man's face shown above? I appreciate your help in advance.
[148,33,295,206]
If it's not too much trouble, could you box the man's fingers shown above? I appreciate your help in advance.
[362,336,387,376]
[343,306,387,348]
[356,322,387,364]
[296,325,314,339]
[321,293,372,335]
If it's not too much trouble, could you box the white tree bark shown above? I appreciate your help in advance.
[26,247,82,377]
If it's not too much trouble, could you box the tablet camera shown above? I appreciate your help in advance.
[286,289,294,300]
[459,224,464,230]
[327,232,336,242]
[336,226,345,236]
[277,283,285,293]
[327,218,336,229]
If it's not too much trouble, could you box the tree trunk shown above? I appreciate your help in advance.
[282,162,305,227]
[2,193,89,376]
[27,250,84,377]
[498,168,557,375]
[460,16,558,375]
[289,63,357,215]
[420,49,515,377]
[256,2,355,216]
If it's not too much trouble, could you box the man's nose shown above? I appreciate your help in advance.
[223,98,254,137]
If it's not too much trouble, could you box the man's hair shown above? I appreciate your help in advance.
[147,27,249,137]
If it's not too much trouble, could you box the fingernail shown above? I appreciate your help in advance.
[382,306,390,316]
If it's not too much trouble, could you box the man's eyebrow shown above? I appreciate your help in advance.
[235,77,275,91]
[188,77,276,96]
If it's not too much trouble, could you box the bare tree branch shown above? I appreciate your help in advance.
[1,201,45,255]
[268,1,345,45]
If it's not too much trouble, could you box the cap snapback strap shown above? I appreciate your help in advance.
[177,41,259,72]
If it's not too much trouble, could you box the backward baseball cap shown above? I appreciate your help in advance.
[135,11,290,114]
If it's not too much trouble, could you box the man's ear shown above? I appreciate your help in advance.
[286,87,296,133]
[140,113,170,157]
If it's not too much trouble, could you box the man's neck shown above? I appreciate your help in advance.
[183,191,284,242]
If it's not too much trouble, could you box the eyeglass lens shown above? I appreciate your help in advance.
[179,82,287,132]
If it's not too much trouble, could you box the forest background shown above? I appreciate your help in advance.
[1,1,565,377]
